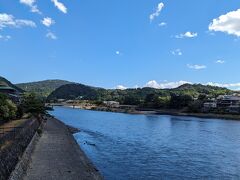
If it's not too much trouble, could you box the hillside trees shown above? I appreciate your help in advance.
[21,93,46,116]
[169,93,194,109]
[143,94,170,108]
[0,94,17,122]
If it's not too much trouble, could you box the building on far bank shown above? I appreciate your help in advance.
[203,98,217,112]
[103,101,120,108]
[217,95,240,113]
[217,95,240,107]
[203,102,217,108]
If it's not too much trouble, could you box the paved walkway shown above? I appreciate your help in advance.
[24,118,103,180]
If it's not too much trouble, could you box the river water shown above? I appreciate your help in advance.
[50,106,240,180]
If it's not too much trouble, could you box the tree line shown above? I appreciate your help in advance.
[0,93,46,124]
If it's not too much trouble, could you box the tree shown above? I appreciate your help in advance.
[0,93,17,122]
[157,96,171,108]
[169,93,193,109]
[188,100,203,113]
[198,94,207,101]
[143,94,170,109]
[123,95,141,105]
[144,94,158,108]
[21,93,46,116]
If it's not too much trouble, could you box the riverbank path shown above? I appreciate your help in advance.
[24,117,102,180]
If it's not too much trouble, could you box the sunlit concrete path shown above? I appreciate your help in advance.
[24,117,102,180]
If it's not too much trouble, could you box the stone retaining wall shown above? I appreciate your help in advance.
[0,119,40,180]
[8,118,47,180]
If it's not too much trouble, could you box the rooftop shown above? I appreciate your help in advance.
[218,95,240,101]
[0,86,15,90]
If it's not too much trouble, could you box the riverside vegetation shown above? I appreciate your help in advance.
[0,76,47,179]
[45,83,235,115]
[0,93,46,125]
[0,91,46,179]
[0,76,46,124]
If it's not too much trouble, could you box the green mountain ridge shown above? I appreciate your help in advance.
[47,82,233,105]
[0,75,230,105]
[16,80,72,97]
[0,76,234,108]
[47,83,106,101]
[173,83,232,95]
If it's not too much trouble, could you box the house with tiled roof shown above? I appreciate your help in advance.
[0,84,21,103]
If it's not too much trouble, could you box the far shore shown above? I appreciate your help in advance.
[50,103,240,121]
[155,110,240,121]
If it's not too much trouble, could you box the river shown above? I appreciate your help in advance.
[50,106,240,180]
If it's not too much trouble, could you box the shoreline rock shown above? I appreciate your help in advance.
[66,125,81,134]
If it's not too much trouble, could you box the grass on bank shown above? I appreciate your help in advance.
[0,118,29,136]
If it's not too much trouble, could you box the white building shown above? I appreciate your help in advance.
[203,102,217,108]
[103,101,120,108]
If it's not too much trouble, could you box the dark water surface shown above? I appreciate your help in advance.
[50,107,240,180]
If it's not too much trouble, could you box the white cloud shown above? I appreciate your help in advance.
[0,35,11,41]
[46,32,57,40]
[206,82,240,90]
[0,13,36,29]
[206,31,216,36]
[116,85,127,90]
[145,80,160,89]
[150,2,164,22]
[145,80,191,89]
[42,17,55,27]
[115,85,140,89]
[159,22,167,27]
[115,81,240,90]
[145,80,240,90]
[51,0,67,14]
[175,31,198,39]
[16,19,36,27]
[20,0,41,14]
[216,60,225,64]
[209,9,240,37]
[187,64,206,70]
[171,49,182,56]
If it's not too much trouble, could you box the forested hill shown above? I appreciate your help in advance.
[173,84,232,95]
[47,83,233,105]
[47,83,107,101]
[0,76,23,92]
[16,80,71,97]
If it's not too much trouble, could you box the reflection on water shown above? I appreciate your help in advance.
[50,107,240,180]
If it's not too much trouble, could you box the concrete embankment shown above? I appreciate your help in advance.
[0,118,40,180]
[155,110,240,121]
[23,117,103,180]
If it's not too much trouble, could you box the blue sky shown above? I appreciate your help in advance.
[1,0,240,89]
